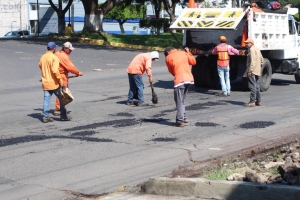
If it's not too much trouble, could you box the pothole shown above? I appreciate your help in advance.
[195,122,221,127]
[239,121,275,129]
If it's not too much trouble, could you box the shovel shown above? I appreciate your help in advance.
[150,83,158,104]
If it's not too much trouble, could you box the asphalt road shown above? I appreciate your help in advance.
[1,39,300,199]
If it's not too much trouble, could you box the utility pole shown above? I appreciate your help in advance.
[37,0,39,36]
[20,0,22,29]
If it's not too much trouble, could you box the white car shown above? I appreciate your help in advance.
[2,30,31,38]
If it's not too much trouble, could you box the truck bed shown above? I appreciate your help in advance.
[185,18,246,51]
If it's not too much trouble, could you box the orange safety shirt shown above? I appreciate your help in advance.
[126,53,153,78]
[55,50,81,77]
[165,49,196,86]
[39,51,62,90]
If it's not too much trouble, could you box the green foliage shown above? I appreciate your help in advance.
[273,151,279,159]
[104,3,146,20]
[73,30,183,49]
[139,18,170,31]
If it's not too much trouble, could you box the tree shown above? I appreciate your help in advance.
[104,3,146,34]
[48,0,74,34]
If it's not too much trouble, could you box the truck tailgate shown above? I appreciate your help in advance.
[169,8,245,30]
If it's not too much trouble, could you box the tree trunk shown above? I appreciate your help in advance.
[57,13,65,34]
[48,0,73,34]
[117,19,126,34]
[81,0,100,32]
[162,0,176,33]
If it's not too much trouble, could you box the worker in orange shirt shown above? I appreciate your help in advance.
[39,42,69,122]
[164,47,196,127]
[54,42,83,116]
[126,51,159,106]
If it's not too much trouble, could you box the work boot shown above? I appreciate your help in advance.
[60,115,72,121]
[53,110,60,116]
[244,102,256,107]
[172,122,184,127]
[219,93,227,97]
[43,117,54,123]
[255,102,262,106]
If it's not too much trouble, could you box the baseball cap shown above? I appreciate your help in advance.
[220,36,226,42]
[150,51,159,61]
[244,38,254,44]
[47,42,57,50]
[63,42,75,50]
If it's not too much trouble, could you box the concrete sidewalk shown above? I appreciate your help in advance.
[139,177,300,200]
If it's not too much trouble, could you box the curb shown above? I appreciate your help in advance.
[78,38,165,51]
[142,177,300,200]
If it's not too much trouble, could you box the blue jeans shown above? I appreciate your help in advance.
[217,66,230,95]
[127,74,144,104]
[43,88,66,120]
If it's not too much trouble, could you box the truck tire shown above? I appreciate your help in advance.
[260,58,272,92]
[294,70,300,84]
[201,55,219,88]
[192,56,205,87]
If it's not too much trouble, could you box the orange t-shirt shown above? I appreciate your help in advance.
[165,50,196,86]
[126,53,153,78]
[55,50,80,77]
[39,51,62,90]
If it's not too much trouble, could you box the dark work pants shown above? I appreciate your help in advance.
[248,74,261,103]
[174,84,190,124]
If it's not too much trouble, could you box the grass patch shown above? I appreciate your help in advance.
[203,164,235,180]
[51,30,184,49]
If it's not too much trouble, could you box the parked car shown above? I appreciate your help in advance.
[2,30,31,38]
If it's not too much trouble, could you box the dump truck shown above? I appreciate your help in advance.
[169,6,300,91]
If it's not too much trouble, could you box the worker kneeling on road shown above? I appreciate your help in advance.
[164,47,196,127]
[126,51,159,106]
[212,36,238,97]
[54,42,83,116]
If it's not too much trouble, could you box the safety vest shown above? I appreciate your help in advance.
[216,44,229,67]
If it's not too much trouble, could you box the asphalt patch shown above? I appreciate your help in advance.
[109,112,134,117]
[64,119,140,131]
[186,101,226,111]
[71,130,97,137]
[142,118,168,123]
[0,135,114,147]
[239,121,275,129]
[150,137,178,142]
[195,122,220,127]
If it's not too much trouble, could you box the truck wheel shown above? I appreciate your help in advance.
[260,58,272,92]
[201,56,219,88]
[192,56,205,87]
[294,70,300,84]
